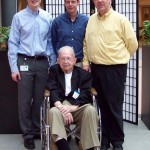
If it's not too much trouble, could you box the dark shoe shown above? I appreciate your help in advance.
[56,139,70,150]
[113,145,123,150]
[24,138,35,149]
[100,145,110,150]
[34,135,41,139]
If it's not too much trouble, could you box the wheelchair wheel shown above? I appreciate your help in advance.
[40,95,50,150]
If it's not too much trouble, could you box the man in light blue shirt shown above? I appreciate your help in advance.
[8,0,56,149]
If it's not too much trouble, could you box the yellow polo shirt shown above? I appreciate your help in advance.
[83,8,138,65]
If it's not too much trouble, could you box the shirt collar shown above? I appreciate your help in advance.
[26,5,40,15]
[65,11,79,21]
[97,7,113,20]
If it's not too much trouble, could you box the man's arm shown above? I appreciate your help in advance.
[47,65,62,104]
[73,70,93,106]
[83,35,91,72]
[54,100,79,112]
[8,15,21,82]
[123,17,138,57]
[47,17,56,66]
[51,19,58,56]
[54,101,78,125]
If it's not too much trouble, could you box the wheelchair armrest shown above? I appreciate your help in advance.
[44,89,50,97]
[45,89,96,97]
[90,87,97,96]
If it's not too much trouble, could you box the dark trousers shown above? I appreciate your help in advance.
[17,55,49,139]
[91,63,127,146]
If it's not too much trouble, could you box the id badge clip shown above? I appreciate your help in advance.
[20,65,29,71]
[72,89,80,99]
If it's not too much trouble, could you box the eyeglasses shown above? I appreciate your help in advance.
[59,57,73,62]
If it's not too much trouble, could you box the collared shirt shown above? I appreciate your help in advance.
[83,8,138,65]
[51,12,88,59]
[65,72,72,96]
[8,6,56,73]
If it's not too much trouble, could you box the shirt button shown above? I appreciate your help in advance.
[72,31,74,32]
[72,39,74,41]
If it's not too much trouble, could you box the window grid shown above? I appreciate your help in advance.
[115,0,138,125]
[45,0,90,18]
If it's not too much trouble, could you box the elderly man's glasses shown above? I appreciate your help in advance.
[59,57,74,62]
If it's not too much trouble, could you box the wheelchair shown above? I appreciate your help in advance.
[40,88,101,150]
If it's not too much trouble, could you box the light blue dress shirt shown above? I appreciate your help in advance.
[8,6,56,73]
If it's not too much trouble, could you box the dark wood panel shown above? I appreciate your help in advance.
[0,49,21,133]
[141,45,150,129]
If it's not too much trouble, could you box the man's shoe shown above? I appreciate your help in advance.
[100,145,110,150]
[34,135,41,139]
[113,145,123,150]
[24,138,35,149]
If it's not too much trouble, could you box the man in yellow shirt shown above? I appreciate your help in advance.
[83,0,138,150]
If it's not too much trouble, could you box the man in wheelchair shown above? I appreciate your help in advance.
[47,46,100,150]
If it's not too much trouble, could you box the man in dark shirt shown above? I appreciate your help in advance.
[47,46,100,150]
[51,0,88,67]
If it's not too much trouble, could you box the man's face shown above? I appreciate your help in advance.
[27,0,41,11]
[58,49,76,74]
[65,0,79,15]
[93,0,111,16]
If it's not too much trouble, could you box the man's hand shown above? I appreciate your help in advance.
[57,105,73,125]
[83,65,91,72]
[57,105,79,114]
[55,103,79,125]
[59,105,71,115]
[62,112,73,125]
[11,72,21,82]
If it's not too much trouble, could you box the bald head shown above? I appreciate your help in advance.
[58,46,75,58]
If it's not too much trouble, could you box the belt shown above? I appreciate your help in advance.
[18,53,47,60]
[76,58,82,63]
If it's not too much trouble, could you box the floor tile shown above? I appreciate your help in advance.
[0,120,150,150]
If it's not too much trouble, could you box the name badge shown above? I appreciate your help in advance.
[20,65,29,71]
[72,91,80,99]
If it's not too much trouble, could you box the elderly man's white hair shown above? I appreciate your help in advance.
[58,46,75,57]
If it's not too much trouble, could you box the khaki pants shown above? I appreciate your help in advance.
[49,101,100,150]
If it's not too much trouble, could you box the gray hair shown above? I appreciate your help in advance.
[58,46,75,58]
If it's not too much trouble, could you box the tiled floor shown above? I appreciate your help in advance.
[0,120,150,150]
[123,120,150,150]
